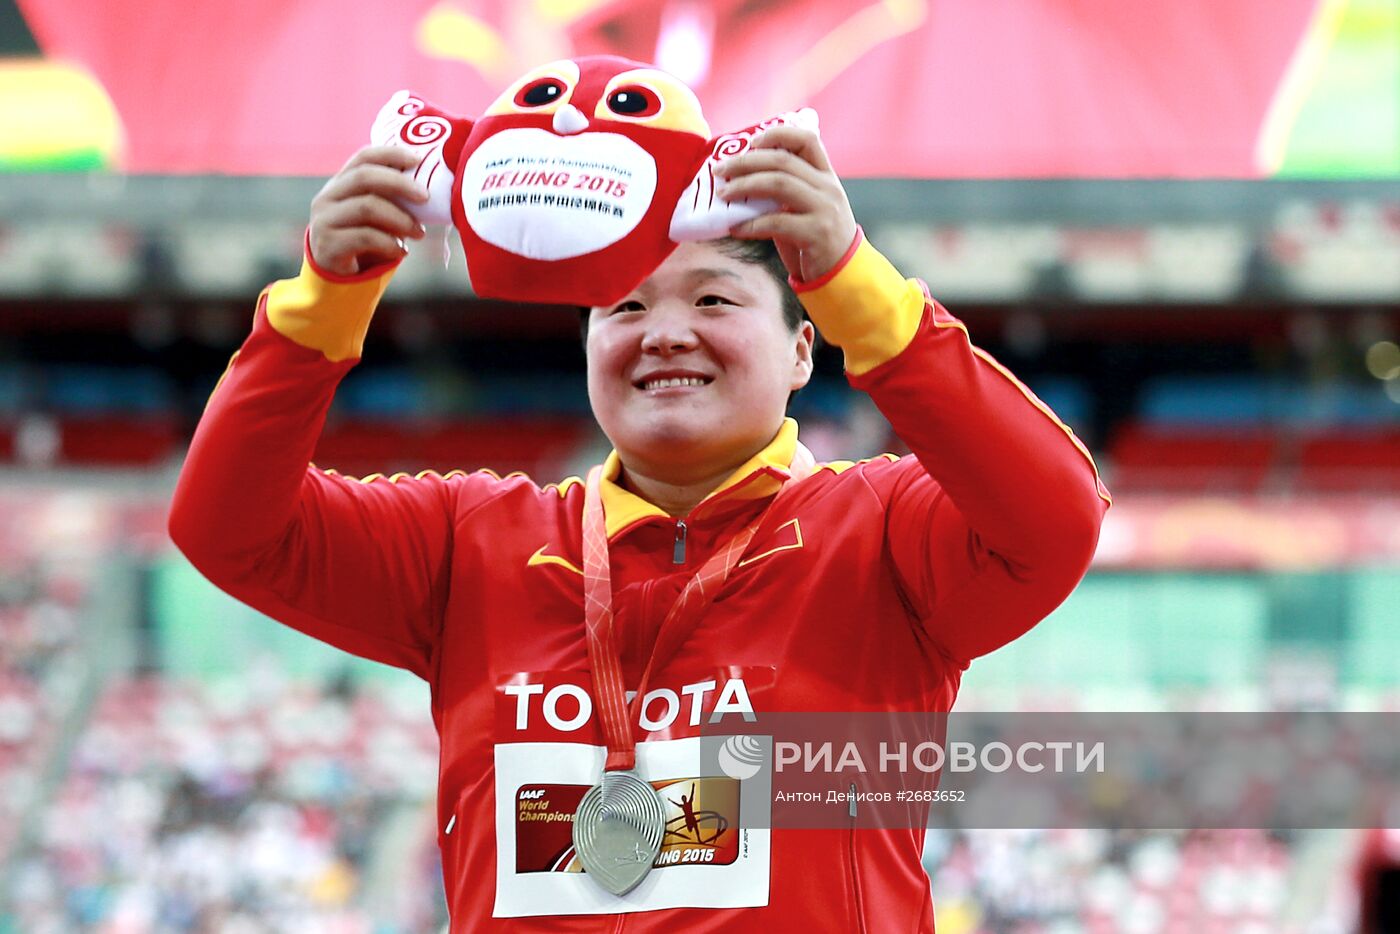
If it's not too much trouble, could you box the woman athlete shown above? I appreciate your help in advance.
[170,124,1110,930]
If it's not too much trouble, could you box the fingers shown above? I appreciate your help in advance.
[716,125,856,282]
[713,129,846,218]
[309,145,437,276]
[308,225,409,278]
[714,146,828,191]
[319,193,425,240]
[730,211,811,243]
[317,162,430,208]
[333,227,408,261]
[747,125,833,173]
[714,146,826,181]
[341,144,425,174]
[716,169,826,215]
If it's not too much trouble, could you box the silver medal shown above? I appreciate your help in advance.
[572,770,667,896]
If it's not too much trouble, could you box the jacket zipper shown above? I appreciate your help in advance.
[848,781,868,933]
[608,525,681,933]
[672,519,687,564]
[602,519,687,933]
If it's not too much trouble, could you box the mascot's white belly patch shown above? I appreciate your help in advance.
[461,128,658,261]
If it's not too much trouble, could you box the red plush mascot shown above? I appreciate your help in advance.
[371,55,817,306]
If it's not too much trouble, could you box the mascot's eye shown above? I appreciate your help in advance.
[606,86,661,117]
[515,78,566,107]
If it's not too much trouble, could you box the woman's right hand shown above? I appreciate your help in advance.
[308,146,431,277]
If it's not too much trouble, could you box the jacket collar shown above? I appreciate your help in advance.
[599,418,801,539]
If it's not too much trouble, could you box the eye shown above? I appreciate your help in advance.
[515,78,566,108]
[697,294,733,307]
[484,61,580,117]
[606,86,661,118]
[593,68,707,134]
[612,300,646,314]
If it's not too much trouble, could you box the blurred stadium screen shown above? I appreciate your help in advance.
[1,0,1398,932]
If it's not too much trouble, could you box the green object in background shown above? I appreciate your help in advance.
[1343,568,1400,687]
[1266,571,1350,646]
[969,573,1269,691]
[150,556,404,682]
[1276,0,1400,176]
[973,567,1398,693]
[0,149,107,171]
[152,555,1399,691]
[0,59,122,172]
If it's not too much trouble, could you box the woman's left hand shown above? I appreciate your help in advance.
[714,125,859,284]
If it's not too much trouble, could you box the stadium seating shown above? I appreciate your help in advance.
[6,675,437,932]
[0,492,104,870]
[57,416,181,467]
[925,829,1300,934]
[1297,430,1400,492]
[1108,374,1398,494]
[1,360,1393,501]
[1107,423,1280,494]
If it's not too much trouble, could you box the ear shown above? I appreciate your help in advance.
[371,91,475,227]
[791,319,816,392]
[668,108,820,243]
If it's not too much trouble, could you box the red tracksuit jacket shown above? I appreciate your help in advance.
[169,233,1110,931]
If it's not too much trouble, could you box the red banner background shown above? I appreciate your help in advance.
[17,0,1320,177]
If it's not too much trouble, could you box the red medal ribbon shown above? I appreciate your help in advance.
[581,445,814,772]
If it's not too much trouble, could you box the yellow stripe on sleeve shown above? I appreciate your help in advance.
[265,254,398,363]
[793,238,926,376]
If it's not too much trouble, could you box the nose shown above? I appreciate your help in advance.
[641,305,700,356]
[552,104,588,135]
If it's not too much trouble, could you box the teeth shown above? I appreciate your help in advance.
[642,377,708,390]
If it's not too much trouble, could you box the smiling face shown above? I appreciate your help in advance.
[585,240,815,484]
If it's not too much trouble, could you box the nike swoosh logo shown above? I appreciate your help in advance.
[527,544,584,577]
[737,517,804,568]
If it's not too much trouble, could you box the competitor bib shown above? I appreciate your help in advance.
[490,668,774,917]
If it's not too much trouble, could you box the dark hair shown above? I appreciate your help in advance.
[576,237,809,342]
[711,237,808,334]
